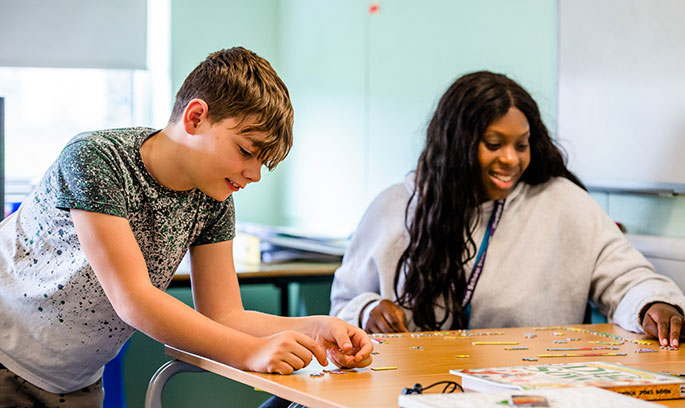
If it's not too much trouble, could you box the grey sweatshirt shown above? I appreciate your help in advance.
[330,175,685,332]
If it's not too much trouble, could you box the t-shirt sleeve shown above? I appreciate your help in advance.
[54,138,127,217]
[191,195,236,246]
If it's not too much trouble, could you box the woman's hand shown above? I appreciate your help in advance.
[641,302,684,348]
[364,299,408,333]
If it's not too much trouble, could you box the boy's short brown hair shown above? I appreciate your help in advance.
[170,47,293,170]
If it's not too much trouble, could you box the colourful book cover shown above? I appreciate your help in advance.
[450,361,685,401]
[399,386,662,408]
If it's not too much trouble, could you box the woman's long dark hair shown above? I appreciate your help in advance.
[394,71,584,331]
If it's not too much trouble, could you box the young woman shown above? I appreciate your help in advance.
[330,71,685,348]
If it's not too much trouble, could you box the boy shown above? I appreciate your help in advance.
[0,47,372,407]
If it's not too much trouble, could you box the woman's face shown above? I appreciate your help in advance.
[477,107,531,201]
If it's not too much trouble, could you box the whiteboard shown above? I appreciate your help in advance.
[558,0,685,193]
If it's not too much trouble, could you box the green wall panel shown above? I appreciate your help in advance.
[276,0,368,235]
[170,0,287,226]
[366,0,557,198]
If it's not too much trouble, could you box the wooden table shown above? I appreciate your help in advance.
[145,324,685,407]
[169,261,340,316]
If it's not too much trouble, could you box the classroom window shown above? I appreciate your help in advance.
[0,0,170,216]
[0,67,157,211]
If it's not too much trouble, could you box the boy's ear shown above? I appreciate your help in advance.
[182,99,209,134]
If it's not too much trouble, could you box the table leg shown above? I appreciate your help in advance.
[275,281,289,316]
[145,359,206,408]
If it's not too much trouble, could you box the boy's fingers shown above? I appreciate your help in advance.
[326,348,352,367]
[328,324,353,352]
[354,354,373,368]
[271,362,294,375]
[326,347,372,368]
[296,333,328,366]
[288,341,314,369]
[350,330,374,360]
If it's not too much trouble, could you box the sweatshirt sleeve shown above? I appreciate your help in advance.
[582,190,685,333]
[329,183,411,327]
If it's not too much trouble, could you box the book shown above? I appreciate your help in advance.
[449,361,685,401]
[398,386,661,407]
[259,243,344,264]
[234,222,349,264]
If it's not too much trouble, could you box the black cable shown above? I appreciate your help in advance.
[401,380,464,394]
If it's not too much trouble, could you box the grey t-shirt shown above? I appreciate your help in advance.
[0,127,235,393]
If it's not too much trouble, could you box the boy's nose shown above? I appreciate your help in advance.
[245,160,261,183]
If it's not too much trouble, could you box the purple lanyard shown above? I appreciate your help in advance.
[461,199,505,308]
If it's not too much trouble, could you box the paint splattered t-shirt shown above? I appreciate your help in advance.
[0,127,235,393]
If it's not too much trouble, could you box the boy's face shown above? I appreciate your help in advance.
[189,116,265,201]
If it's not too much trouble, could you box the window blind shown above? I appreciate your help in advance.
[0,0,147,69]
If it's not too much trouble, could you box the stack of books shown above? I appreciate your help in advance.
[233,222,349,264]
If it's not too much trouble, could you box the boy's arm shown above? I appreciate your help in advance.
[71,209,331,373]
[189,239,373,368]
[71,209,371,371]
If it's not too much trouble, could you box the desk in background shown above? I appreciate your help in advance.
[169,261,340,316]
[146,323,685,408]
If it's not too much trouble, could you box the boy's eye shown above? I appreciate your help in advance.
[239,146,253,157]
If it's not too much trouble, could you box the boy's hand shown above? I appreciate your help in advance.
[244,330,328,374]
[311,317,373,369]
[641,302,684,349]
[365,299,408,333]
